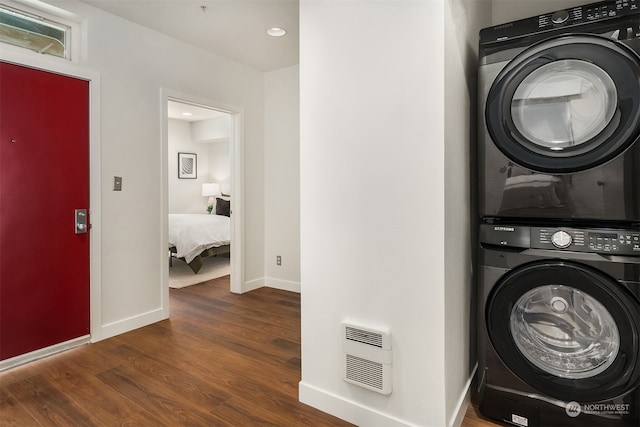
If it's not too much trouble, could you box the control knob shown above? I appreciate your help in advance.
[551,10,569,24]
[552,230,572,248]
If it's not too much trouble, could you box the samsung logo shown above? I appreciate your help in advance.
[493,23,514,30]
[494,226,515,232]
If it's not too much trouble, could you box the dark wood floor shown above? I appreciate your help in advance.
[1,276,502,426]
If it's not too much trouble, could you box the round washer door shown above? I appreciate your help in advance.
[486,34,640,173]
[486,260,640,402]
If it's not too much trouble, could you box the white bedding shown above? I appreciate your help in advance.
[168,214,230,263]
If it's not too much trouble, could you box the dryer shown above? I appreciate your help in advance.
[478,223,640,426]
[478,0,640,223]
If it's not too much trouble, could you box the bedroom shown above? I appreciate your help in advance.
[166,100,233,288]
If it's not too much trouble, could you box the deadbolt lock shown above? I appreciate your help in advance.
[75,209,88,234]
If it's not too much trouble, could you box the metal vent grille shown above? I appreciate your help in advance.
[341,321,392,394]
[345,354,384,391]
[345,326,383,348]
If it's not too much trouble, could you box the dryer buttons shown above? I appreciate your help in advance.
[587,232,640,253]
[552,230,573,248]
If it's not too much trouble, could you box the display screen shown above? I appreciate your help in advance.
[591,233,618,239]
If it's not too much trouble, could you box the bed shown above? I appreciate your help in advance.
[168,214,231,274]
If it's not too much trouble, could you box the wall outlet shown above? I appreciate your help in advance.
[276,255,281,266]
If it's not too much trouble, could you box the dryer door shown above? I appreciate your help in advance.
[485,34,640,173]
[486,260,640,401]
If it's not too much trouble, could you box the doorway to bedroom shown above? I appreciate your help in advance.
[164,95,240,293]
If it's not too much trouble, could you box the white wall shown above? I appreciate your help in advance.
[168,119,212,214]
[6,0,266,339]
[191,116,230,143]
[208,139,231,195]
[84,5,265,331]
[167,117,231,213]
[444,1,492,426]
[299,0,485,425]
[264,65,301,292]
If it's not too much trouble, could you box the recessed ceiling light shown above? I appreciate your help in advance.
[182,112,193,116]
[266,27,287,37]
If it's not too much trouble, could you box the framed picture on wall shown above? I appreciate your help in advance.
[178,152,197,179]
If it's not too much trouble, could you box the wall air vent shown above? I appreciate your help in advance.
[345,354,384,391]
[345,325,383,348]
[341,321,392,395]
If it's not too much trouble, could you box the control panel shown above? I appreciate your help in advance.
[532,227,640,255]
[480,224,640,255]
[538,6,583,28]
[586,0,639,21]
[538,0,639,26]
[480,0,639,45]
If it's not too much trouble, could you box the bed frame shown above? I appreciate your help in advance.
[169,244,231,274]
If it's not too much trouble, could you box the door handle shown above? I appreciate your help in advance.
[75,209,88,234]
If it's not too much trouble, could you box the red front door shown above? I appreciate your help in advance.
[0,62,90,361]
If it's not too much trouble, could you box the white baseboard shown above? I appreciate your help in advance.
[0,335,90,371]
[99,307,166,341]
[265,277,300,293]
[243,277,265,293]
[242,277,301,293]
[449,364,477,427]
[300,365,478,427]
[299,381,417,427]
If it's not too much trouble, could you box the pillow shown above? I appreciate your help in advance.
[215,197,231,217]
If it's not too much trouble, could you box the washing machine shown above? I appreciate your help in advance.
[478,0,640,222]
[477,222,640,426]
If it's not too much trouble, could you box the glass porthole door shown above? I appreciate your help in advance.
[486,35,640,173]
[486,260,640,401]
[511,60,617,150]
[510,284,619,379]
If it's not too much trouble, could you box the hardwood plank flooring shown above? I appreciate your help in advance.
[0,276,502,426]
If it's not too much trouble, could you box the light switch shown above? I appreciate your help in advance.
[113,176,122,191]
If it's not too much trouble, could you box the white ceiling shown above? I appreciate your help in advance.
[81,0,299,71]
[168,100,229,121]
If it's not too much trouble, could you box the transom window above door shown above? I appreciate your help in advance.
[0,4,70,59]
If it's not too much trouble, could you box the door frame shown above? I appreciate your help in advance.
[0,50,102,363]
[160,88,244,315]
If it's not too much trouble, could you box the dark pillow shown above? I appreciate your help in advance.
[216,198,231,217]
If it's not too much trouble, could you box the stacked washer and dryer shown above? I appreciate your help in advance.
[477,1,640,426]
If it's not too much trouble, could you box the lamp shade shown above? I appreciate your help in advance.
[202,183,221,197]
